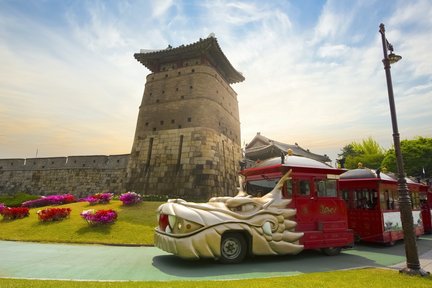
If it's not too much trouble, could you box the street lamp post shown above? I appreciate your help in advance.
[379,23,428,276]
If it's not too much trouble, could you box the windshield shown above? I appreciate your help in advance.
[246,178,280,197]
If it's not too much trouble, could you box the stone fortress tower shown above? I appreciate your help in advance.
[126,35,245,200]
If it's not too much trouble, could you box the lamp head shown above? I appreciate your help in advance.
[388,52,402,64]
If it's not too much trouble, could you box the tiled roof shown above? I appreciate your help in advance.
[245,133,331,163]
[134,36,245,84]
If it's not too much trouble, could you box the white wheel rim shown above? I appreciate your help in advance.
[222,238,241,259]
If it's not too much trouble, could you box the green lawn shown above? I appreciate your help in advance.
[0,268,431,288]
[0,200,163,245]
[1,199,431,287]
[0,192,39,207]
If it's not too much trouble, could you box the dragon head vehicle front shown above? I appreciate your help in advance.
[154,171,304,263]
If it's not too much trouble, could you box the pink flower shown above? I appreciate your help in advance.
[119,192,142,205]
[80,209,117,225]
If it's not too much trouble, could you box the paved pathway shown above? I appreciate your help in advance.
[0,234,431,281]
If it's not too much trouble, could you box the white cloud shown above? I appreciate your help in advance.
[151,0,175,18]
[0,0,431,165]
[318,44,350,58]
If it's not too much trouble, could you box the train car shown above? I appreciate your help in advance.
[339,167,424,245]
[155,152,353,263]
[240,152,353,256]
[416,180,432,234]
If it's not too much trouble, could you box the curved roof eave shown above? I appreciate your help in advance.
[134,37,245,84]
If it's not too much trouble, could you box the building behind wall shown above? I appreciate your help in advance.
[243,132,331,168]
[126,35,244,201]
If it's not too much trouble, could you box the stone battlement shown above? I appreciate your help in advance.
[0,154,129,171]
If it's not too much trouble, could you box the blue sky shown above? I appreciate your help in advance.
[1,0,431,164]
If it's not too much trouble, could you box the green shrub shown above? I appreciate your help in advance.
[0,192,39,207]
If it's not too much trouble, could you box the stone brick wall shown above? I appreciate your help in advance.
[127,127,241,201]
[0,155,128,197]
[134,65,241,144]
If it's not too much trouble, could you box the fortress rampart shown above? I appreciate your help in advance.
[0,155,129,197]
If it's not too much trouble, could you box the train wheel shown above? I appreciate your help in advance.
[321,247,342,256]
[220,232,247,264]
[354,234,362,243]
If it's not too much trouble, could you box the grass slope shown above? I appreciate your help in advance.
[0,192,39,207]
[0,268,431,288]
[0,200,163,245]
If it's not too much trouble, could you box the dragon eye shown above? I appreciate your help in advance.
[229,203,257,213]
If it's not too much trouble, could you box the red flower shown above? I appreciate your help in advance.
[0,207,30,220]
[37,208,71,222]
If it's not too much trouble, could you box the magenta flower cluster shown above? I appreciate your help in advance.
[0,203,6,213]
[119,192,142,205]
[85,193,113,205]
[80,209,117,225]
[21,194,76,208]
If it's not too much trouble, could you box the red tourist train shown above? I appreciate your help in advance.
[339,167,427,245]
[411,178,432,234]
[240,153,354,255]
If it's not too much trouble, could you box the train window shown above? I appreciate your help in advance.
[383,190,399,210]
[284,179,293,199]
[354,189,378,209]
[341,190,349,206]
[380,190,387,210]
[370,189,378,209]
[392,191,400,210]
[299,180,310,196]
[246,178,280,197]
[316,179,337,197]
[316,180,325,196]
[411,191,420,209]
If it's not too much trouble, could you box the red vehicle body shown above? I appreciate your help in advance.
[339,168,424,244]
[416,181,432,234]
[240,155,354,255]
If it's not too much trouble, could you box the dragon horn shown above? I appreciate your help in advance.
[261,169,292,202]
[275,169,292,191]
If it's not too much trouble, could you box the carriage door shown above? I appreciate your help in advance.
[294,176,317,231]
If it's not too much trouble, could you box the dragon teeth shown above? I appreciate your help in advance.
[263,222,272,236]
[168,214,176,228]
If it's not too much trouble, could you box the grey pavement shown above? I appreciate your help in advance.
[0,234,431,281]
[391,246,432,274]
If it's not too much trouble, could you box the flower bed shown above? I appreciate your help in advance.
[119,192,142,205]
[0,206,30,220]
[37,207,72,222]
[80,209,117,225]
[22,194,76,208]
[84,193,113,205]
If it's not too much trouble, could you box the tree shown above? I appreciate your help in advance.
[381,137,432,178]
[338,137,385,169]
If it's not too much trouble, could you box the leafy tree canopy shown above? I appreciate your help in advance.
[338,137,385,169]
[381,137,432,178]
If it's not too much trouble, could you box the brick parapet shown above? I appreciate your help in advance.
[0,155,129,196]
[0,154,129,171]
